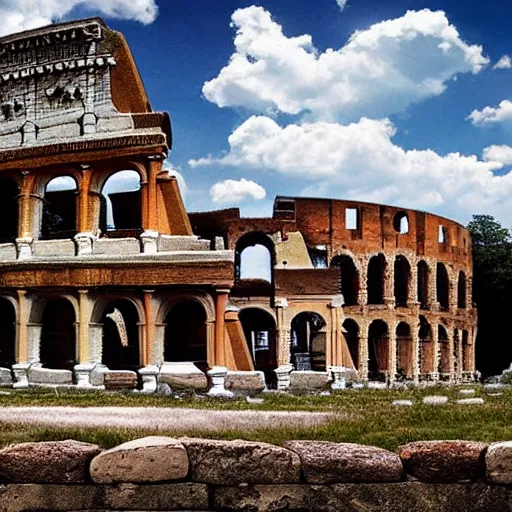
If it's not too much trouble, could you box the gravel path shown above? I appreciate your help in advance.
[0,407,334,431]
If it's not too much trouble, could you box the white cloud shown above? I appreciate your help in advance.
[191,115,512,225]
[0,0,158,36]
[493,55,512,70]
[202,6,488,122]
[210,178,266,204]
[336,0,348,11]
[468,99,512,126]
[483,144,512,165]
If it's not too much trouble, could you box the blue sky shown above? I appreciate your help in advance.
[2,0,512,227]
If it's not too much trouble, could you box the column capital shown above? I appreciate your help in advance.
[275,297,288,308]
[329,294,344,308]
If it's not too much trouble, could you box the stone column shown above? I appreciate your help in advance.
[89,323,104,364]
[358,258,368,305]
[449,270,457,314]
[384,256,395,308]
[453,329,460,383]
[429,261,437,308]
[13,290,35,389]
[457,331,464,381]
[153,322,166,366]
[275,297,290,366]
[409,262,418,306]
[206,321,216,366]
[74,167,96,256]
[447,326,455,382]
[467,276,473,309]
[16,172,35,259]
[142,290,156,367]
[328,295,344,368]
[411,319,420,385]
[359,322,369,381]
[77,290,91,363]
[388,320,397,384]
[214,290,229,367]
[431,323,439,382]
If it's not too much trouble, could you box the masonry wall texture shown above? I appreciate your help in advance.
[0,437,509,511]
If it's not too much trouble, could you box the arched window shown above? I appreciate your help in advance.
[0,298,15,368]
[290,312,326,372]
[42,176,78,240]
[436,262,450,310]
[417,261,429,310]
[458,271,467,309]
[394,255,410,307]
[419,316,433,375]
[438,325,450,375]
[101,299,140,371]
[164,301,208,372]
[342,319,359,370]
[367,254,386,305]
[40,299,76,371]
[100,170,142,236]
[331,255,359,306]
[0,178,19,243]
[235,232,275,285]
[368,320,389,380]
[393,211,409,234]
[396,322,413,379]
[239,308,276,387]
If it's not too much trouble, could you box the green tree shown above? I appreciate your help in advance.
[467,215,512,377]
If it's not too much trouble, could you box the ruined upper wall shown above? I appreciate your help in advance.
[0,18,171,168]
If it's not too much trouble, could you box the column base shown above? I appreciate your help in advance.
[140,230,159,254]
[16,237,33,260]
[138,365,159,394]
[275,364,293,392]
[74,364,96,387]
[12,363,31,388]
[74,232,96,256]
[330,366,348,390]
[207,366,233,397]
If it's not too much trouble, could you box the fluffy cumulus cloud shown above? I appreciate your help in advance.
[468,99,512,126]
[493,55,512,70]
[483,145,512,165]
[202,6,488,122]
[336,0,348,11]
[210,178,266,204]
[191,115,512,224]
[0,0,158,36]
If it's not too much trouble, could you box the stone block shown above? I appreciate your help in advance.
[90,366,107,387]
[159,362,208,391]
[486,441,512,484]
[105,482,209,511]
[289,371,330,392]
[33,239,75,258]
[284,441,403,483]
[0,243,16,261]
[93,238,140,255]
[38,122,81,141]
[0,367,13,386]
[158,235,211,252]
[181,438,301,485]
[29,366,73,385]
[96,115,134,133]
[90,436,189,484]
[399,440,488,482]
[423,395,449,405]
[0,440,101,483]
[213,483,510,512]
[367,381,388,389]
[103,370,137,390]
[226,371,266,393]
[456,398,484,405]
[393,400,413,406]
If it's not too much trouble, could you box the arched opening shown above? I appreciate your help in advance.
[100,170,142,237]
[394,255,410,307]
[239,308,277,387]
[331,255,359,306]
[0,178,19,243]
[342,319,359,370]
[438,325,450,375]
[436,263,450,310]
[290,312,326,372]
[417,261,429,310]
[164,301,208,372]
[42,176,77,240]
[393,211,409,234]
[40,299,76,371]
[396,322,413,379]
[367,254,386,305]
[0,298,15,368]
[368,320,389,380]
[101,299,140,371]
[462,330,471,372]
[458,271,467,309]
[419,316,433,375]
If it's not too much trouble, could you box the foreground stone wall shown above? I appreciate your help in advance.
[0,437,511,511]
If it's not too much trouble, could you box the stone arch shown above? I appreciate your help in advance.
[235,232,276,284]
[396,321,413,379]
[436,262,450,310]
[41,175,78,240]
[458,271,467,309]
[394,255,411,307]
[342,318,359,370]
[0,177,19,243]
[0,296,16,367]
[368,319,389,380]
[417,260,429,310]
[156,291,215,325]
[438,324,450,375]
[419,316,433,375]
[367,254,386,305]
[290,311,327,372]
[331,254,359,306]
[239,307,277,387]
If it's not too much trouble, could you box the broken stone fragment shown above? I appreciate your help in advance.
[90,436,189,484]
[181,437,301,485]
[0,440,101,483]
[486,441,512,484]
[284,441,403,483]
[399,440,488,482]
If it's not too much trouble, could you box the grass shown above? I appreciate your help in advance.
[0,385,510,451]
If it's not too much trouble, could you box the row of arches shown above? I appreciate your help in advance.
[234,232,468,311]
[0,170,142,243]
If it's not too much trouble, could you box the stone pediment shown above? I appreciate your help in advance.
[0,18,170,157]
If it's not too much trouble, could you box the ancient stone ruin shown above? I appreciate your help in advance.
[0,18,477,391]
